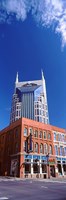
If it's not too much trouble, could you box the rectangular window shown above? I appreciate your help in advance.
[58,134,60,141]
[16,110,18,116]
[24,128,28,136]
[62,135,64,142]
[39,117,42,122]
[54,132,56,141]
[37,116,39,121]
[24,141,28,152]
[19,110,21,117]
[60,146,63,156]
[37,109,39,115]
[35,109,36,115]
[15,143,18,153]
[55,145,58,155]
[15,129,18,138]
[64,147,66,156]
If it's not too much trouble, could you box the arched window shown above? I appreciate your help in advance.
[29,127,33,135]
[44,131,46,139]
[40,144,43,153]
[39,131,43,139]
[48,133,51,140]
[35,143,39,153]
[49,145,52,154]
[44,143,48,154]
[34,130,38,138]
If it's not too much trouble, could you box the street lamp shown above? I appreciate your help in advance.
[46,153,50,178]
[25,133,33,153]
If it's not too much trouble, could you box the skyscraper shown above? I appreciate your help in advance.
[10,71,49,124]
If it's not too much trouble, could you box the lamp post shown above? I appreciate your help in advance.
[46,153,50,179]
[25,133,33,153]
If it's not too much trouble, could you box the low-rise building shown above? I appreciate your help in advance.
[0,118,66,178]
[52,126,66,177]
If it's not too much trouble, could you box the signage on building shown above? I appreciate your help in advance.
[49,159,55,165]
[33,155,40,160]
[41,156,47,161]
[24,155,32,159]
[49,161,55,165]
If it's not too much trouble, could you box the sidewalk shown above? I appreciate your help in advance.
[49,176,66,182]
[0,176,66,183]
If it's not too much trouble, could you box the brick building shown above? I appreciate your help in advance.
[52,126,66,177]
[0,118,66,178]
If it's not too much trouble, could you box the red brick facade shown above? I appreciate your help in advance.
[0,118,66,178]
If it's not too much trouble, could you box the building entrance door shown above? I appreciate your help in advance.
[57,161,62,175]
[50,165,55,177]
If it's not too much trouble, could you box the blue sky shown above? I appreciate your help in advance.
[0,0,66,130]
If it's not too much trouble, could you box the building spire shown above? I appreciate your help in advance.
[41,69,45,80]
[16,72,19,83]
[41,69,46,101]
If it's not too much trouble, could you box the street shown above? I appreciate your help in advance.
[0,178,66,200]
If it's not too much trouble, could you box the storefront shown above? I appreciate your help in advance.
[23,155,47,178]
[10,159,18,177]
[10,154,56,178]
[23,154,55,178]
[24,155,32,177]
[56,157,66,177]
[49,158,55,177]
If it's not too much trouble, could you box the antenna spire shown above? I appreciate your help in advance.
[41,69,46,101]
[16,72,19,83]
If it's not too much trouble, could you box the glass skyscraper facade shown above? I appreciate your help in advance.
[10,71,49,124]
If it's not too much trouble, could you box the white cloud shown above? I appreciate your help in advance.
[1,0,29,21]
[0,0,66,47]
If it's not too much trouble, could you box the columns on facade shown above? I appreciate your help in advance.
[31,156,33,177]
[61,160,64,177]
[47,164,50,178]
[20,155,24,178]
[55,158,58,177]
[40,159,42,177]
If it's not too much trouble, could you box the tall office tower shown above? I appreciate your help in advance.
[10,71,49,124]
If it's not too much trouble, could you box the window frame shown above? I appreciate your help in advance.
[24,127,28,136]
